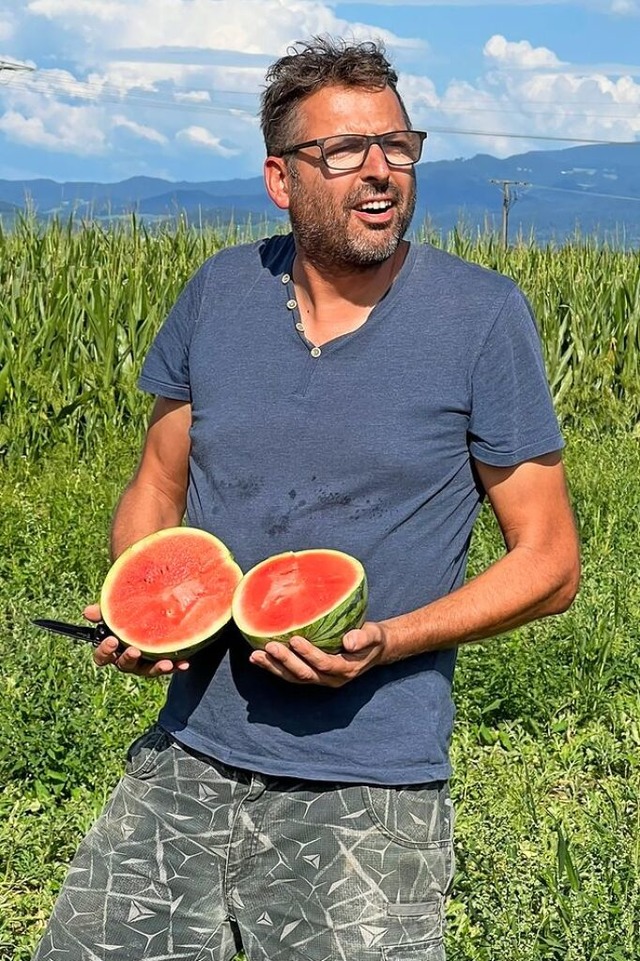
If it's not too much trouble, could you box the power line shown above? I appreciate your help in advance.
[12,72,640,120]
[8,62,640,114]
[426,103,640,121]
[527,182,640,204]
[2,76,252,118]
[1,68,256,116]
[2,65,640,149]
[0,59,34,83]
[428,124,638,147]
[13,70,640,125]
[487,177,640,244]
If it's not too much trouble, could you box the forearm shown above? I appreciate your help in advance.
[378,542,579,664]
[375,454,582,665]
[109,397,191,560]
[110,479,186,560]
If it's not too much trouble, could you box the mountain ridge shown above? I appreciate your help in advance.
[2,141,639,243]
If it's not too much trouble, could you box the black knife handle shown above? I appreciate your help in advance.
[94,621,114,644]
[94,623,132,658]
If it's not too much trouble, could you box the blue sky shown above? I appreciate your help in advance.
[0,0,639,183]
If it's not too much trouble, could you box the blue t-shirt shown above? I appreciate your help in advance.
[138,234,563,785]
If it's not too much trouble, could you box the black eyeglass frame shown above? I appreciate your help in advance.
[278,130,427,170]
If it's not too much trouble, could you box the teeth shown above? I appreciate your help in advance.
[359,201,392,212]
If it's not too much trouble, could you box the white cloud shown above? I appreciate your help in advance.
[174,90,212,104]
[31,67,104,100]
[6,0,424,178]
[484,35,562,69]
[398,34,640,161]
[397,72,439,113]
[4,2,639,179]
[85,64,168,96]
[27,0,127,22]
[112,114,167,143]
[176,124,240,156]
[0,103,105,152]
[27,0,418,55]
[16,0,421,124]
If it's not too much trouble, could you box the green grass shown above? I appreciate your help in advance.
[2,218,639,957]
[0,433,168,956]
[1,423,638,959]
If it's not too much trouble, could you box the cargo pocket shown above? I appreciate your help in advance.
[382,939,445,960]
[361,781,455,909]
[125,724,172,779]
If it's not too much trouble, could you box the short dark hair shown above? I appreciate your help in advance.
[260,36,411,158]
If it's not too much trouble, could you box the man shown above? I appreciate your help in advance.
[32,37,580,961]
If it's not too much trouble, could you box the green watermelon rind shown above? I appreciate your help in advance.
[100,526,243,661]
[102,625,231,663]
[233,550,368,653]
[114,625,230,662]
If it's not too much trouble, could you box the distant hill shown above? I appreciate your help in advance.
[417,142,640,243]
[1,142,639,243]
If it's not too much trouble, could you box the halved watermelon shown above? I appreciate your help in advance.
[232,548,368,653]
[100,527,242,660]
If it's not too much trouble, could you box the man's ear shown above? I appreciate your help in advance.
[264,156,291,210]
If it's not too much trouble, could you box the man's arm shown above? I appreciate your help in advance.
[249,451,581,686]
[89,396,192,677]
[109,397,191,559]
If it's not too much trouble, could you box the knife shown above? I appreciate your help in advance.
[32,618,135,658]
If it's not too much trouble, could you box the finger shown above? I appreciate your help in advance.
[93,638,150,673]
[287,635,346,670]
[341,626,379,653]
[93,633,189,676]
[114,645,147,672]
[93,635,121,667]
[132,657,185,678]
[287,635,373,674]
[84,603,102,623]
[113,646,181,677]
[342,627,387,679]
[249,649,302,683]
[249,646,319,684]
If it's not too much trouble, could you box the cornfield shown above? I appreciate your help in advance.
[1,215,639,462]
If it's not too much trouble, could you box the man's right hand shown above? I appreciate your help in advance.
[84,604,190,677]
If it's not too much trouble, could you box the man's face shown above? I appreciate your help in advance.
[281,85,418,271]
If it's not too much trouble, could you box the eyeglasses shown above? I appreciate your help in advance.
[279,130,427,171]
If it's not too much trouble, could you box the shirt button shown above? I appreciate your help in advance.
[296,322,304,331]
[282,273,290,284]
[310,347,322,358]
[286,299,297,310]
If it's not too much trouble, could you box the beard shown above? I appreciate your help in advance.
[287,171,416,272]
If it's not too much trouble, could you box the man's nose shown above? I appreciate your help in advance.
[360,142,391,180]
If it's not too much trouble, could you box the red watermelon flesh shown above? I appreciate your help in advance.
[240,551,359,634]
[100,527,242,659]
[232,549,368,652]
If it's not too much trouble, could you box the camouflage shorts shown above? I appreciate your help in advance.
[32,725,455,961]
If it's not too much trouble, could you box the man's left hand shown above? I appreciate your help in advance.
[248,621,390,687]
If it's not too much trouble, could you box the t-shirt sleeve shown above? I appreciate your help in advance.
[468,285,564,467]
[137,264,208,401]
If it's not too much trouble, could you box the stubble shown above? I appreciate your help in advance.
[287,165,417,272]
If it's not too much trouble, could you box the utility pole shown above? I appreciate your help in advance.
[490,179,530,246]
